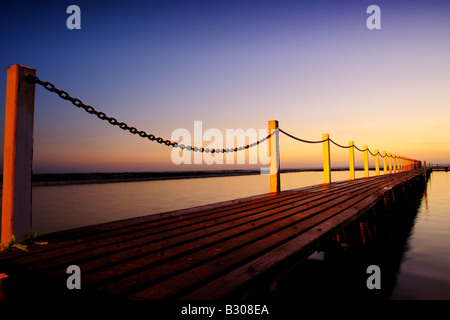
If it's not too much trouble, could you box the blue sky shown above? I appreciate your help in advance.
[1,0,449,173]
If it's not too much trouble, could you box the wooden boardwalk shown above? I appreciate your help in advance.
[0,169,427,300]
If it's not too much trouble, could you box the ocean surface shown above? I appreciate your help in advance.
[390,171,450,299]
[30,170,365,234]
[1,170,449,299]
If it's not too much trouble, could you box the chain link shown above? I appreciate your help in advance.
[279,128,328,144]
[280,128,393,158]
[25,74,272,152]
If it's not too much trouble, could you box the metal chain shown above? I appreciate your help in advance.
[25,74,272,153]
[280,128,393,158]
[368,149,378,157]
[329,138,352,149]
[279,128,328,144]
[24,74,401,160]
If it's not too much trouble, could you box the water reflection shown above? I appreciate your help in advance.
[391,172,450,299]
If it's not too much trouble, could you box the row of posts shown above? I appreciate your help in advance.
[0,66,428,244]
[268,120,422,193]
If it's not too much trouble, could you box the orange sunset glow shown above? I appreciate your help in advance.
[2,0,450,307]
[0,1,449,173]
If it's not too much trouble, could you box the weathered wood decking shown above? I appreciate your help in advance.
[0,169,427,300]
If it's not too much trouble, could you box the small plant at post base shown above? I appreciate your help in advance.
[0,232,48,252]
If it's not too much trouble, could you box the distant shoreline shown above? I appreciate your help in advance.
[33,168,355,186]
[0,167,395,187]
[29,169,325,186]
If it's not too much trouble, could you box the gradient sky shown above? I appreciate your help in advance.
[1,0,449,173]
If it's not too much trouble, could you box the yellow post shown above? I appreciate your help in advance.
[389,153,392,174]
[349,141,355,180]
[375,149,380,176]
[268,120,280,193]
[1,65,36,243]
[383,152,387,174]
[323,133,331,184]
[364,146,369,177]
[394,155,397,173]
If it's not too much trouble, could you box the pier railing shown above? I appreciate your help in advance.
[268,121,422,192]
[1,64,425,243]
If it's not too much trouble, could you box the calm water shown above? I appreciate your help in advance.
[30,170,366,234]
[1,170,449,299]
[390,171,450,299]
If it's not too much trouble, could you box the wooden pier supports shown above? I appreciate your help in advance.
[1,65,36,243]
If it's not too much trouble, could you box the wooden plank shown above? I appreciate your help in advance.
[0,175,377,265]
[127,179,395,299]
[30,176,388,281]
[182,172,419,299]
[182,188,388,299]
[0,170,425,301]
[29,180,374,273]
[95,176,400,297]
[0,190,302,261]
[0,186,334,264]
[2,172,408,272]
[1,172,410,270]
